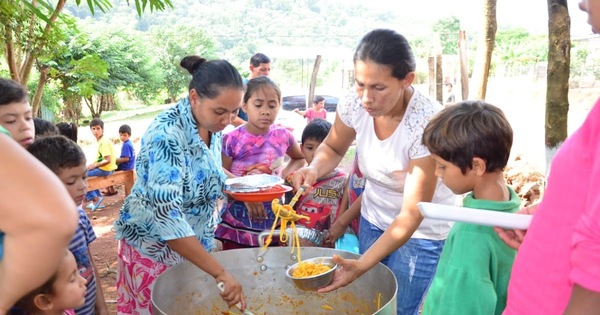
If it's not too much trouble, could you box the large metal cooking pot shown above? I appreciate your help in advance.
[152,247,397,314]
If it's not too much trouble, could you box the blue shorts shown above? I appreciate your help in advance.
[359,216,445,315]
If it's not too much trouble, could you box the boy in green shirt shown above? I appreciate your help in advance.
[421,101,521,315]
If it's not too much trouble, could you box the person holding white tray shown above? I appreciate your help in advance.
[420,101,521,315]
[496,2,600,314]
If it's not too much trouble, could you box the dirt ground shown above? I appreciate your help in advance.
[84,84,599,314]
[87,188,125,314]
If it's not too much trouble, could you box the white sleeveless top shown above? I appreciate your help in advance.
[337,89,456,240]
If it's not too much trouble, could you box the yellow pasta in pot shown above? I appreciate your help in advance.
[292,261,332,278]
[321,304,334,310]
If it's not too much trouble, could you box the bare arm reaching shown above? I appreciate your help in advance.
[0,134,78,314]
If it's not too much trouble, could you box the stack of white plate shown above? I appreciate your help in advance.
[224,174,284,193]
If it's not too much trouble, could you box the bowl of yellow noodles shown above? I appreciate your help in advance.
[286,256,337,291]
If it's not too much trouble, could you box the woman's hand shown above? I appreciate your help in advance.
[291,166,319,192]
[317,255,362,293]
[244,201,266,220]
[215,271,246,309]
[494,205,537,250]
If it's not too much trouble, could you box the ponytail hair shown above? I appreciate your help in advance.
[180,55,243,100]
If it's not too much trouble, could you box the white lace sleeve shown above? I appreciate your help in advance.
[337,89,362,128]
[406,92,443,159]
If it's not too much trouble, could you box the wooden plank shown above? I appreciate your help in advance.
[87,170,135,196]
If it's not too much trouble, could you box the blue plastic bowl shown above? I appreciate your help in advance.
[335,233,359,254]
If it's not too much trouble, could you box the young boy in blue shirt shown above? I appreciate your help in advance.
[116,124,135,171]
[421,101,521,315]
[104,124,136,196]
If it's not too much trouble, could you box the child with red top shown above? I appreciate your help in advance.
[293,95,327,123]
[285,118,347,246]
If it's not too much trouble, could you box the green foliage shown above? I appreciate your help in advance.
[26,77,62,117]
[41,16,165,117]
[2,0,593,121]
[19,0,173,17]
[493,28,548,76]
[432,16,461,55]
[149,25,217,101]
[70,54,109,97]
[1,0,67,65]
[76,0,401,89]
[571,43,600,83]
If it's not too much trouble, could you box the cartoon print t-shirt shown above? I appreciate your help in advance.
[287,170,347,232]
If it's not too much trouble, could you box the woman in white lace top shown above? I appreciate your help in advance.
[293,29,456,315]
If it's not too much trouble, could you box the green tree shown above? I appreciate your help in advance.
[494,28,547,76]
[1,0,67,84]
[471,0,497,100]
[45,18,162,119]
[20,0,173,18]
[84,27,163,114]
[149,25,217,102]
[1,0,173,118]
[432,16,461,55]
[45,21,109,121]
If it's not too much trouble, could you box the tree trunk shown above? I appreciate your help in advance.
[60,81,81,122]
[85,96,99,118]
[433,33,444,103]
[99,94,116,112]
[5,25,21,82]
[31,64,49,117]
[307,55,322,110]
[435,50,444,103]
[19,0,66,84]
[470,0,497,100]
[545,0,571,171]
[458,30,470,100]
[4,0,66,84]
[428,56,435,97]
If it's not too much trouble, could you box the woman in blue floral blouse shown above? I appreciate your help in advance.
[113,55,247,314]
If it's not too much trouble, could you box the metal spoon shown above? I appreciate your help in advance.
[216,282,256,315]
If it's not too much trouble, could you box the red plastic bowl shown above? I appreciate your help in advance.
[224,185,292,202]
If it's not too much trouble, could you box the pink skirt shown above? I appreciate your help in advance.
[117,240,170,315]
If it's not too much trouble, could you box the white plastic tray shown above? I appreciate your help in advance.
[417,202,532,230]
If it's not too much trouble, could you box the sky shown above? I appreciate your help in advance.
[359,0,594,37]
